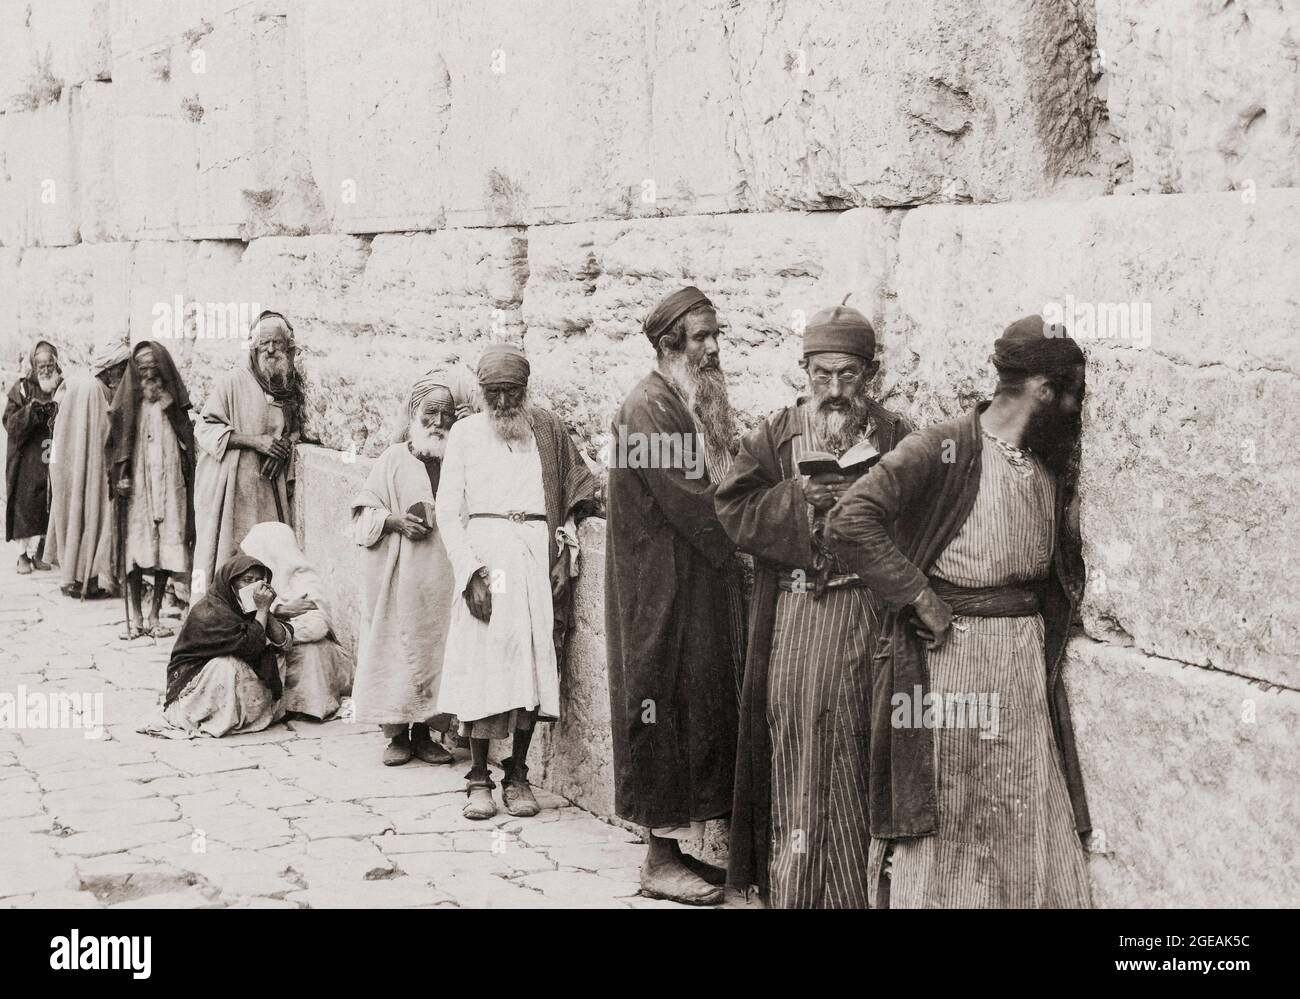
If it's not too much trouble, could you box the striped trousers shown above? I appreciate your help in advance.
[767,584,876,909]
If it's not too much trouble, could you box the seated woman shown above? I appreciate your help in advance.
[240,521,352,721]
[162,553,292,737]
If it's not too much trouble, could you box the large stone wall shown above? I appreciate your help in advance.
[3,0,1297,906]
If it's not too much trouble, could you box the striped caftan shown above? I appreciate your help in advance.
[869,433,1092,908]
[766,405,877,908]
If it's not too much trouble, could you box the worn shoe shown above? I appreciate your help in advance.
[500,755,541,817]
[30,557,52,571]
[680,852,727,886]
[16,555,32,575]
[382,732,413,766]
[410,723,454,765]
[640,860,724,906]
[463,778,498,820]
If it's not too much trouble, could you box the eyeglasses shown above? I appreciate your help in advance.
[809,369,865,388]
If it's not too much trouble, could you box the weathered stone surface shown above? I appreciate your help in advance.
[880,190,1300,686]
[0,93,81,247]
[1096,0,1300,194]
[0,0,111,110]
[522,211,856,446]
[1066,638,1299,907]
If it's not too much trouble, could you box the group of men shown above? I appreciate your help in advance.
[4,284,1094,909]
[3,310,304,638]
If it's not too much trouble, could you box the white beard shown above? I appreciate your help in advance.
[37,374,61,395]
[408,419,447,459]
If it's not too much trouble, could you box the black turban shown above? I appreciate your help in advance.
[991,315,1085,381]
[643,286,714,346]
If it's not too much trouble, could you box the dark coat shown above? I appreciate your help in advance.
[106,341,198,558]
[165,553,288,706]
[604,369,739,828]
[824,403,1091,840]
[4,342,60,542]
[716,398,913,895]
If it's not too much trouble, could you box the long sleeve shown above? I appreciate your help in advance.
[433,421,486,592]
[194,374,235,460]
[715,418,815,569]
[350,504,388,547]
[4,386,47,447]
[825,430,940,611]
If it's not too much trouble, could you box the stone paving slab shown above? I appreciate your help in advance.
[0,552,725,909]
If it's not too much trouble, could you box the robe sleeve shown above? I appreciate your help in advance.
[3,383,48,447]
[434,422,487,593]
[194,372,236,461]
[825,430,941,611]
[715,417,816,570]
[287,608,329,644]
[350,504,388,547]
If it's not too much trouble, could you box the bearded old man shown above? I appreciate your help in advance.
[826,315,1092,909]
[193,311,303,594]
[45,336,130,598]
[5,340,63,574]
[108,341,196,639]
[717,304,914,908]
[350,369,478,766]
[435,344,598,820]
[605,286,747,906]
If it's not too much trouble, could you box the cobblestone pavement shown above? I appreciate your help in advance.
[0,557,726,910]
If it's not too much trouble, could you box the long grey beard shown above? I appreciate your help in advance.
[408,419,447,459]
[812,391,872,456]
[488,393,531,444]
[37,374,61,396]
[662,352,737,470]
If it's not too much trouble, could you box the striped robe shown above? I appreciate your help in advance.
[868,433,1092,908]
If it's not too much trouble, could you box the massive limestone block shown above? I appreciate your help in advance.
[878,189,1300,687]
[1097,0,1300,193]
[76,81,120,242]
[108,0,326,241]
[0,93,81,247]
[522,210,870,449]
[0,0,111,110]
[721,0,1102,207]
[1067,638,1299,907]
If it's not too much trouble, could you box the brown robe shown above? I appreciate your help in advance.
[605,369,740,829]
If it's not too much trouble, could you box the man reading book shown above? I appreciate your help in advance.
[715,302,915,907]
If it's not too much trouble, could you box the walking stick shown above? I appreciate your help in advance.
[117,489,131,634]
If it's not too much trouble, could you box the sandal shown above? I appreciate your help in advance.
[463,778,498,820]
[119,622,145,641]
[500,756,540,817]
[147,624,176,639]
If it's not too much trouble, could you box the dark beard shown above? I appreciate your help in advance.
[662,352,737,461]
[1023,401,1081,475]
[488,396,531,444]
[812,390,872,456]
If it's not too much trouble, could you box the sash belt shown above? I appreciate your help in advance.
[469,512,546,523]
[927,576,1044,617]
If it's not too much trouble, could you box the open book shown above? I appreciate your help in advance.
[797,438,880,478]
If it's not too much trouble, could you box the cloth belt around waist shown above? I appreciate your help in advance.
[468,511,547,524]
[776,571,867,593]
[927,576,1045,617]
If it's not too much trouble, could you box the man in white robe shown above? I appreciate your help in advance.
[435,344,598,820]
[350,371,474,766]
[45,335,129,598]
[193,311,301,595]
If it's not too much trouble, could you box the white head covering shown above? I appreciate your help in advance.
[91,335,132,376]
[239,521,324,612]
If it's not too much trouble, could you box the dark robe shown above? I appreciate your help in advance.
[106,340,198,580]
[717,398,913,896]
[528,405,601,662]
[165,553,289,707]
[824,402,1091,840]
[4,342,60,542]
[605,369,739,829]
